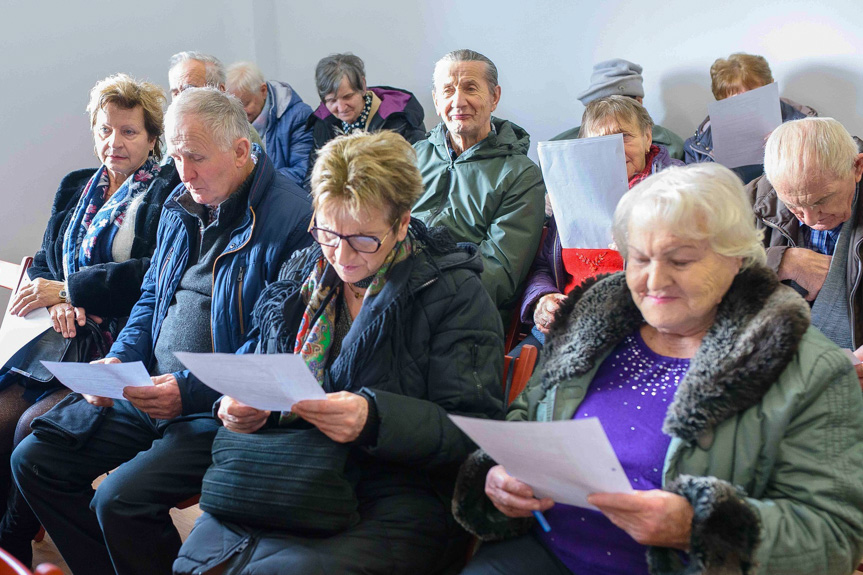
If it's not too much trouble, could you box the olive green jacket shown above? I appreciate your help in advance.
[552,123,685,161]
[454,267,863,575]
[413,118,546,323]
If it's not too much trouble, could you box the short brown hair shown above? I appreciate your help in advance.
[310,131,424,222]
[581,95,654,139]
[710,53,774,101]
[87,73,167,159]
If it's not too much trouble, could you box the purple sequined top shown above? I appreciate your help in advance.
[537,330,690,575]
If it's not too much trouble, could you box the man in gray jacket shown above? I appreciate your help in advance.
[747,118,863,369]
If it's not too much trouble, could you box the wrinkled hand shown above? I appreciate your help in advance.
[82,357,122,408]
[123,374,182,419]
[218,396,270,434]
[10,278,64,317]
[778,248,831,302]
[588,490,693,550]
[291,391,369,443]
[48,303,86,338]
[485,464,554,518]
[533,293,567,335]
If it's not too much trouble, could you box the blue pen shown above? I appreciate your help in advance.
[532,510,551,532]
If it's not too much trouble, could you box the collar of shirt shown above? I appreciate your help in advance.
[251,88,272,135]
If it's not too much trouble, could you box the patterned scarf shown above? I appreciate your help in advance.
[294,234,414,384]
[63,158,161,278]
[627,145,661,188]
[340,92,373,134]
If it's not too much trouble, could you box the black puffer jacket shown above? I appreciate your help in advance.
[174,222,504,574]
[28,159,181,318]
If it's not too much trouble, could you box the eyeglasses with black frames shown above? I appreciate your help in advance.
[309,218,400,254]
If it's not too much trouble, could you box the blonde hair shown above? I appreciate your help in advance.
[581,95,653,138]
[87,73,166,159]
[310,131,424,222]
[764,117,859,190]
[710,53,773,100]
[613,163,766,270]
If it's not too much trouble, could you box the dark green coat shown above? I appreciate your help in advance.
[413,119,546,323]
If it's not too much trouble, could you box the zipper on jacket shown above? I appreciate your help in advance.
[192,537,249,575]
[158,247,174,286]
[237,265,246,336]
[552,234,562,291]
[210,206,256,350]
[849,237,863,348]
[760,218,797,247]
[430,166,454,223]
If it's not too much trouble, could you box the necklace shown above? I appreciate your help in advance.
[345,282,365,300]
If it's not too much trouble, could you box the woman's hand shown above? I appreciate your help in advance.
[533,293,567,335]
[588,490,693,550]
[485,464,554,518]
[10,278,64,317]
[48,303,87,338]
[291,391,369,443]
[218,396,270,434]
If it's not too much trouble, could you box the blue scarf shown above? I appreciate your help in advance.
[62,157,161,278]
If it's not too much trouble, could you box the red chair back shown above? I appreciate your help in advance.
[502,344,538,406]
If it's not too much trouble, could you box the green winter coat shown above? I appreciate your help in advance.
[454,266,863,575]
[412,118,546,323]
[552,123,685,161]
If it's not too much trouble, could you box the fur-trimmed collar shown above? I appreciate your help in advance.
[540,265,810,445]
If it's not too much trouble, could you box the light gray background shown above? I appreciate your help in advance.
[2,0,861,289]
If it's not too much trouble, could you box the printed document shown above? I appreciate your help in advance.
[708,82,782,169]
[40,361,153,400]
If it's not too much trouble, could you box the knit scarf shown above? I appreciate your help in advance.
[627,145,661,188]
[62,157,161,278]
[294,234,414,384]
[340,92,373,134]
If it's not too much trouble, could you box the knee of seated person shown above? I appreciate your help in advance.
[10,434,43,485]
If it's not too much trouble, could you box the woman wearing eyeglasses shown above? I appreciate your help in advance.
[175,131,505,575]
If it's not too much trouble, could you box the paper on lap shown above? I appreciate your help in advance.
[174,352,326,411]
[40,361,152,400]
[708,82,782,169]
[538,135,629,249]
[0,307,53,369]
[450,415,632,509]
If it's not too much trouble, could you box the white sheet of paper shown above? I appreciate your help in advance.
[0,307,52,369]
[174,352,326,411]
[538,135,629,249]
[40,361,153,400]
[450,415,632,509]
[708,82,782,169]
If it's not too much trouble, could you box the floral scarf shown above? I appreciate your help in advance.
[627,145,661,188]
[294,235,414,384]
[62,158,161,278]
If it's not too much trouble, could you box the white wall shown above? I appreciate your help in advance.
[2,0,863,269]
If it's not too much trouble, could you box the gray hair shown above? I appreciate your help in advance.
[164,87,249,153]
[581,95,654,138]
[226,61,266,95]
[315,53,365,101]
[612,163,766,270]
[169,51,226,87]
[764,117,859,189]
[433,49,498,94]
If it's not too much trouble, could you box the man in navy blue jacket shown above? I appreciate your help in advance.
[12,87,313,575]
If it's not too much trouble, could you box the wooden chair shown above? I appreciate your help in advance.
[0,547,62,575]
[502,344,538,406]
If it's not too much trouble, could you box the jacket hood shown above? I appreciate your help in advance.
[651,144,684,172]
[542,264,811,446]
[427,116,531,160]
[267,81,299,120]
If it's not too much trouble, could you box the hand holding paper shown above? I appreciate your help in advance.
[40,360,152,400]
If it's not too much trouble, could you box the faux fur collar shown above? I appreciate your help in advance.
[540,265,811,445]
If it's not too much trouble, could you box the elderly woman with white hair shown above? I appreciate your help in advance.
[455,163,863,575]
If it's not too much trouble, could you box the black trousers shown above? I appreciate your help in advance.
[12,398,220,575]
[460,532,572,575]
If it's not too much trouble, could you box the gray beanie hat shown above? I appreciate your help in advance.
[577,58,644,104]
